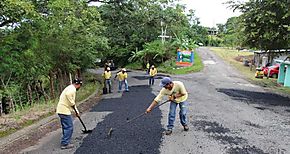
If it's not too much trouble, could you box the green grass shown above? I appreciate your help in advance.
[0,128,17,138]
[126,62,143,70]
[209,47,290,95]
[158,52,204,74]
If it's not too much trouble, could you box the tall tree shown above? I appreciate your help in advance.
[227,0,290,50]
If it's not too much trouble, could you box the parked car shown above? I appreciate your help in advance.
[263,64,279,78]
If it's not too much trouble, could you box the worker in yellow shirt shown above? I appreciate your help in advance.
[115,68,129,92]
[56,79,82,149]
[146,61,150,74]
[149,65,157,85]
[146,77,189,135]
[102,67,112,93]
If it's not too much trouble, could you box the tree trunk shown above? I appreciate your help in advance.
[8,96,15,113]
[19,94,23,110]
[76,68,81,79]
[39,80,49,101]
[0,97,2,116]
[27,84,33,105]
[49,71,55,99]
[34,82,40,103]
[56,71,62,96]
[58,69,64,92]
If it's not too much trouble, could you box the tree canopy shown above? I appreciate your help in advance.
[227,0,290,50]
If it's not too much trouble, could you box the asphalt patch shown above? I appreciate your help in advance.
[75,85,164,154]
[131,75,166,81]
[192,120,266,153]
[227,145,267,154]
[192,120,245,145]
[216,88,290,107]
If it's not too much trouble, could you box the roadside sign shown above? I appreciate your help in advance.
[176,49,194,66]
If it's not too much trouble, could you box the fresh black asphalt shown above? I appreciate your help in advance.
[75,85,165,154]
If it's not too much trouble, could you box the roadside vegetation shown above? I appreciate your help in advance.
[0,73,99,138]
[210,47,290,95]
[157,52,203,74]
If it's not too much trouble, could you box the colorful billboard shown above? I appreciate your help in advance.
[176,49,194,66]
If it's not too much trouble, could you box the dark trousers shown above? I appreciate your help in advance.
[105,79,112,92]
[149,76,155,85]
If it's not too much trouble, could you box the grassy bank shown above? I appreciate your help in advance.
[126,51,203,75]
[158,51,203,74]
[0,72,100,138]
[209,47,290,95]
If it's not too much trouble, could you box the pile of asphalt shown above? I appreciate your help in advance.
[76,85,165,154]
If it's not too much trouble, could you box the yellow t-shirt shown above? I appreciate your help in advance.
[116,72,128,81]
[154,81,188,103]
[146,63,150,69]
[103,71,112,79]
[56,85,79,115]
[149,68,157,76]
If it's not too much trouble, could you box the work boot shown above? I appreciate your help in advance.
[183,125,189,131]
[165,129,172,135]
[61,144,74,150]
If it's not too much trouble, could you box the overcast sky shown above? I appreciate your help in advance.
[89,0,242,28]
[180,0,242,27]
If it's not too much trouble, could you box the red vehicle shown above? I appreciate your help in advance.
[263,64,279,78]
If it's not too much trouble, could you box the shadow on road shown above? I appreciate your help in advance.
[75,85,164,154]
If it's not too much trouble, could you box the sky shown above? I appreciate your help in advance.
[180,0,242,27]
[89,0,242,28]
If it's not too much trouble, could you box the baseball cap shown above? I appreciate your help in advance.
[73,78,83,85]
[122,68,126,72]
[159,77,172,87]
[107,67,110,71]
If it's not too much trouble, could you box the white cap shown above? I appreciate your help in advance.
[151,65,155,68]
[122,68,126,72]
[107,67,110,71]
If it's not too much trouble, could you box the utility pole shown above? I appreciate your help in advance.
[158,21,171,44]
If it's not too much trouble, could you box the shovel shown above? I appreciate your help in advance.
[107,100,171,138]
[73,108,93,134]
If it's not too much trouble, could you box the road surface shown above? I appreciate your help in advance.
[21,47,290,154]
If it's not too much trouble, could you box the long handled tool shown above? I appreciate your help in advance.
[107,100,171,138]
[73,108,93,134]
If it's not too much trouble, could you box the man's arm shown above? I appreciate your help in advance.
[146,100,158,113]
[172,93,185,99]
[67,91,80,116]
[146,91,164,113]
[72,105,80,117]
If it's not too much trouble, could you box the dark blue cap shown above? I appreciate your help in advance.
[159,77,172,87]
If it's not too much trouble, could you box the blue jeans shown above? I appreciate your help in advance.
[118,80,129,91]
[58,114,73,146]
[105,79,112,92]
[167,101,188,130]
[149,76,155,85]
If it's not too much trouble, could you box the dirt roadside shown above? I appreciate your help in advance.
[0,88,102,154]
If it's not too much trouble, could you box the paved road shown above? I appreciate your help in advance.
[22,47,290,154]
